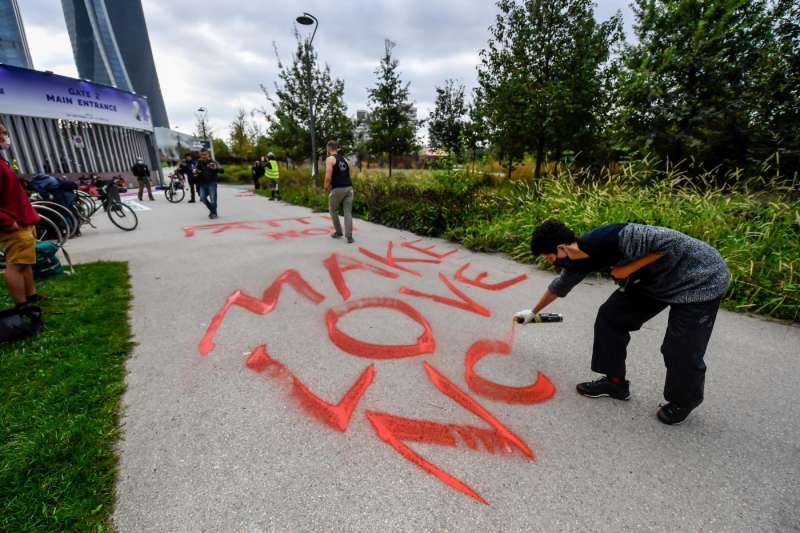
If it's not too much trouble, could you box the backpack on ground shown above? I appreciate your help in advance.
[0,307,37,343]
[33,241,73,279]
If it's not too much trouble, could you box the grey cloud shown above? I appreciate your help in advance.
[20,0,633,139]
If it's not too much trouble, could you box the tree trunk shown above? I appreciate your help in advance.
[389,152,393,178]
[534,138,545,182]
[507,155,513,180]
[553,143,562,178]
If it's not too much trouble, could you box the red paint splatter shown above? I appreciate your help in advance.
[198,269,325,355]
[401,239,458,260]
[400,272,491,317]
[247,345,375,432]
[323,253,400,301]
[183,216,324,237]
[464,323,555,404]
[266,227,357,240]
[326,298,435,359]
[454,263,528,292]
[365,361,534,504]
[358,242,441,277]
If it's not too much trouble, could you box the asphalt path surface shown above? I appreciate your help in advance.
[66,185,799,532]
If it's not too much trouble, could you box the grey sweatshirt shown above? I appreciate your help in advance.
[548,224,730,304]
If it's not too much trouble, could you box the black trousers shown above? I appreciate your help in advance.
[186,175,196,201]
[592,290,721,408]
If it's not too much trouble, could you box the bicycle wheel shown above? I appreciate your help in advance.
[165,180,185,203]
[35,213,65,244]
[107,201,139,231]
[33,205,69,244]
[33,201,79,239]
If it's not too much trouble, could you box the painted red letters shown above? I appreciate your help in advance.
[400,272,491,317]
[323,253,399,300]
[358,242,441,277]
[400,239,458,260]
[366,362,534,504]
[198,269,325,355]
[325,297,435,359]
[454,263,528,291]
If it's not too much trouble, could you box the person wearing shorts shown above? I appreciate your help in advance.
[0,121,44,331]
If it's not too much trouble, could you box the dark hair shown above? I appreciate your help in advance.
[327,140,338,150]
[530,219,576,256]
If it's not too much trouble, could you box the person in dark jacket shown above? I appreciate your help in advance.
[194,149,223,219]
[0,122,44,332]
[517,220,729,425]
[251,158,265,191]
[131,157,154,201]
[179,153,198,203]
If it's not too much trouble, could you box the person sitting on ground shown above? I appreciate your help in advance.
[265,153,281,201]
[324,140,354,243]
[251,158,265,191]
[194,149,223,219]
[0,122,44,333]
[516,219,729,425]
[131,157,154,201]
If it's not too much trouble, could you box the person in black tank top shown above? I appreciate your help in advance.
[324,140,355,243]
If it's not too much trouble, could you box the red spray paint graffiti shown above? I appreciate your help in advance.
[246,345,375,432]
[325,297,435,359]
[358,242,443,277]
[198,269,325,355]
[366,361,534,504]
[400,239,458,260]
[323,253,399,300]
[464,322,555,404]
[197,239,556,504]
[454,263,528,291]
[183,216,320,238]
[400,272,491,317]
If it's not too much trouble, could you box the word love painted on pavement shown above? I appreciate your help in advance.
[197,238,556,504]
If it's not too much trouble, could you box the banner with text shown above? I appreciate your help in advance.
[0,64,153,132]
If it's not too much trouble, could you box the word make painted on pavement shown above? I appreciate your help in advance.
[197,237,555,504]
[182,215,347,241]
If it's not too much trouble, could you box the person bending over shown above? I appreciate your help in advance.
[517,220,729,425]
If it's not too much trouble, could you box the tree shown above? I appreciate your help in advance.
[212,138,231,160]
[477,0,622,181]
[228,108,257,161]
[367,39,418,178]
[618,0,792,177]
[428,79,467,160]
[193,109,213,140]
[262,34,354,181]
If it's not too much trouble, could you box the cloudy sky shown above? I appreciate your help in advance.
[19,0,633,139]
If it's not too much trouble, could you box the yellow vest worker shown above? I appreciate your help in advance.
[265,153,281,201]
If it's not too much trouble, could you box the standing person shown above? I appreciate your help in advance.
[194,149,223,219]
[324,140,354,243]
[251,158,265,191]
[516,220,730,425]
[0,122,44,333]
[131,157,154,201]
[264,152,281,201]
[179,152,197,203]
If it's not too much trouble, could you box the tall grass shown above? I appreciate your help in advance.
[246,163,799,321]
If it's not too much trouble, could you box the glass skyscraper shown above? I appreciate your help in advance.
[61,0,170,128]
[0,0,33,68]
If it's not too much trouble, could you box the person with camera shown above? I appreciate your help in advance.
[517,220,729,425]
[194,149,223,219]
[0,122,44,334]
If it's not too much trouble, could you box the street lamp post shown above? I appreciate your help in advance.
[196,107,214,160]
[296,12,319,184]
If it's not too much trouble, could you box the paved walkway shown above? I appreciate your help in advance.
[69,186,799,532]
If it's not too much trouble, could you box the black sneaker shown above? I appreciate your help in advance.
[576,376,630,400]
[657,403,694,425]
[346,236,354,244]
[331,232,343,239]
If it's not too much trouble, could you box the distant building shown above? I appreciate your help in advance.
[61,0,170,128]
[0,0,33,68]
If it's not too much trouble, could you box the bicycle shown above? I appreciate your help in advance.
[165,171,186,203]
[83,180,139,231]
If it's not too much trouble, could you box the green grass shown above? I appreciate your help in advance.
[0,262,133,532]
[260,164,800,322]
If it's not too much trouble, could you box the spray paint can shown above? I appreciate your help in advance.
[516,312,564,324]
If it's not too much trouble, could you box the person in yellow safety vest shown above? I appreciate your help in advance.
[265,152,281,201]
